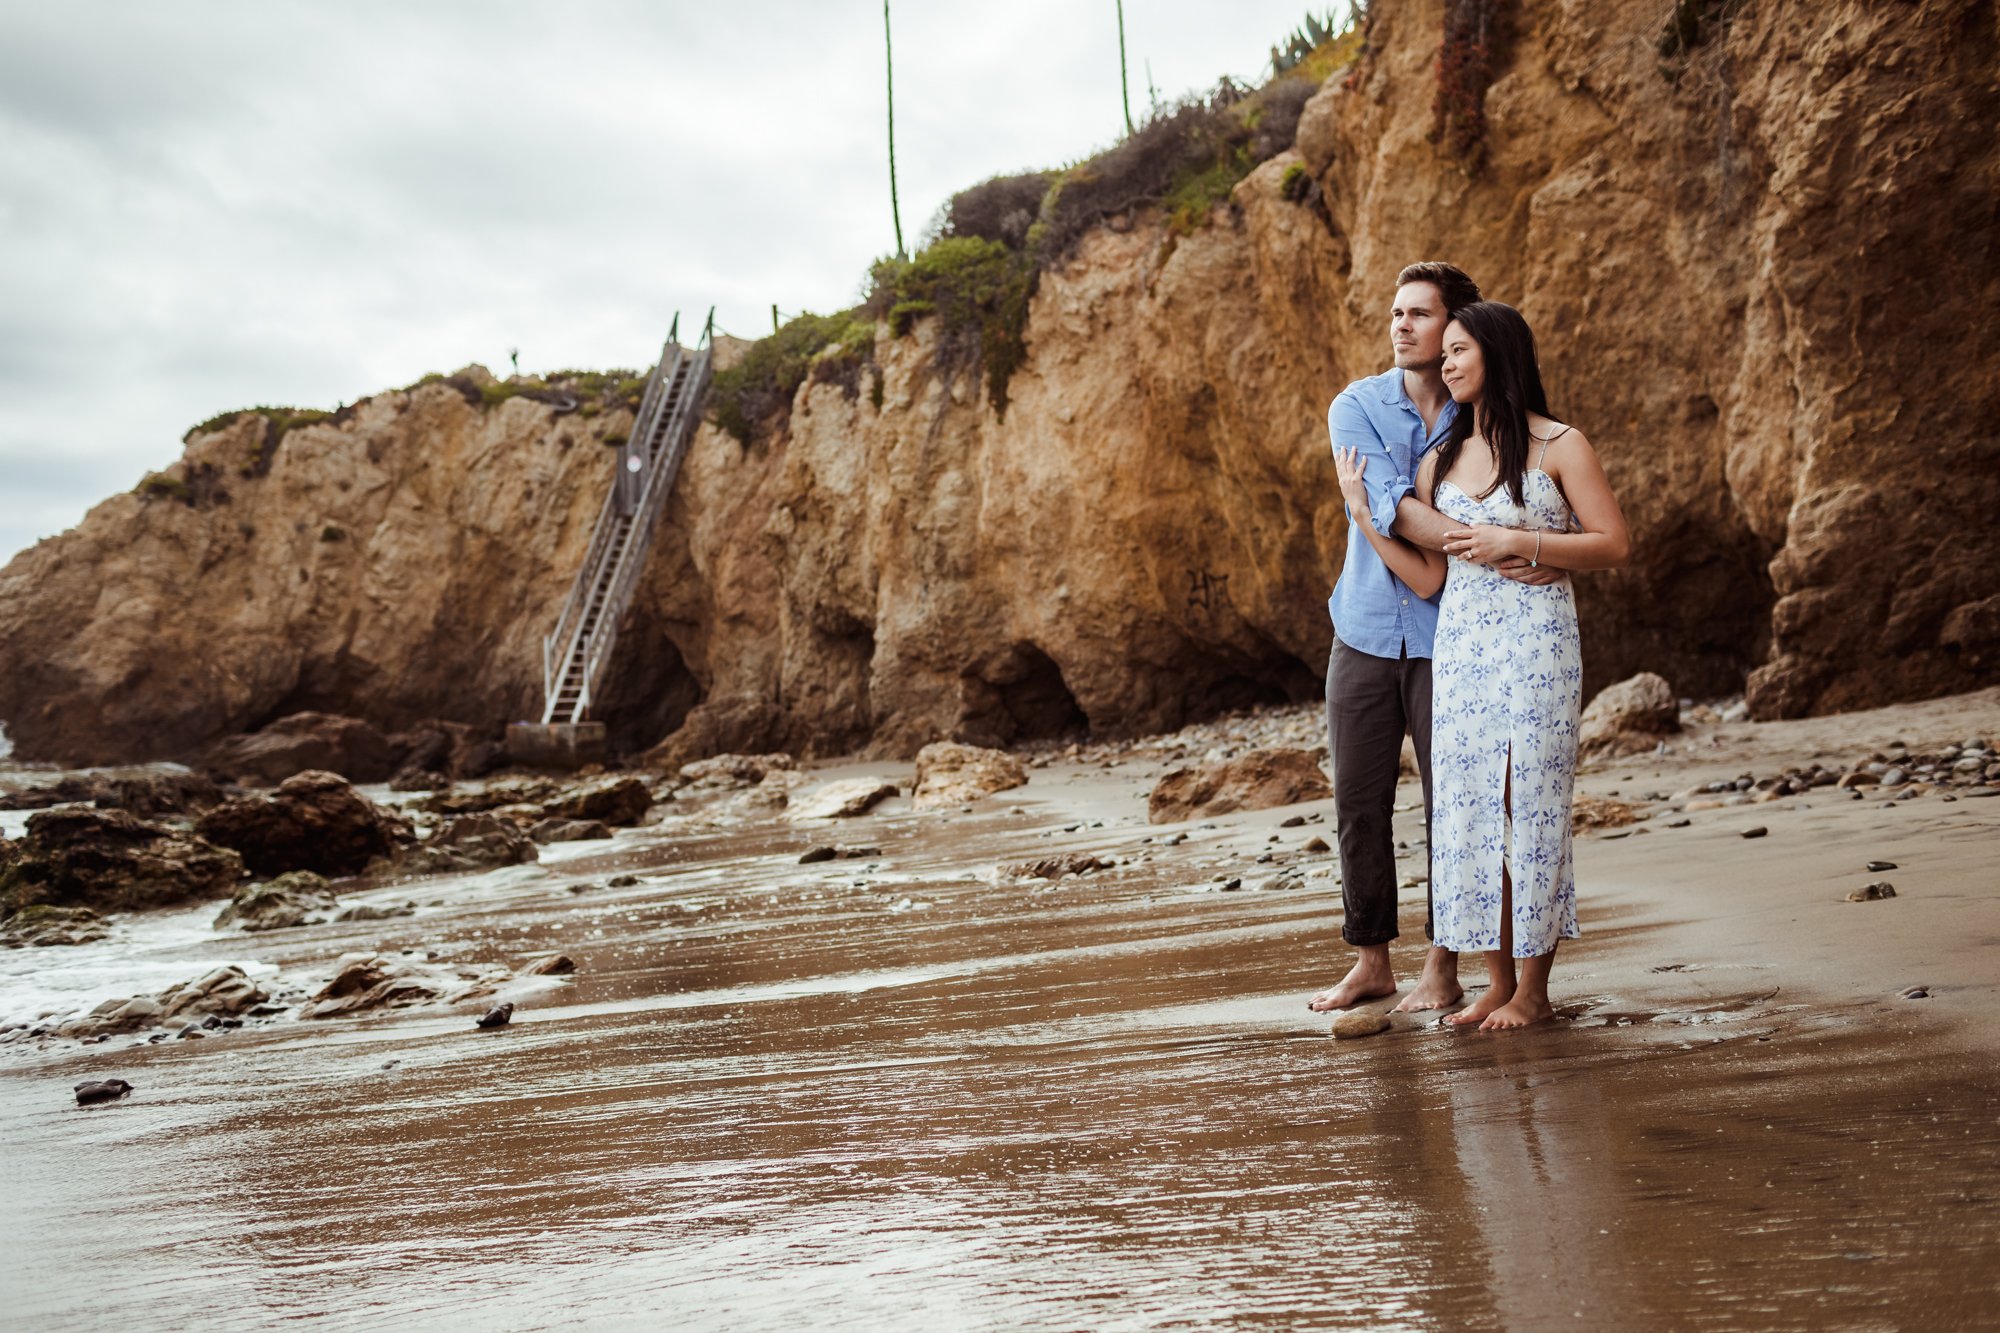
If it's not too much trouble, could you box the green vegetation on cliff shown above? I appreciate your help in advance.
[709,14,1361,444]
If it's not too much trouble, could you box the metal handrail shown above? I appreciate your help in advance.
[541,337,680,720]
[568,328,713,721]
[540,316,714,724]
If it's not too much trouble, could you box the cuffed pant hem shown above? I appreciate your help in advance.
[1341,925,1399,948]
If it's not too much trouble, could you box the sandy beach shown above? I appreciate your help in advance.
[1,688,1997,1329]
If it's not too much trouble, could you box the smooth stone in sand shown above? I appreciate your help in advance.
[1740,826,1768,838]
[74,1078,134,1106]
[1866,860,1898,871]
[1847,882,1897,902]
[1330,1012,1391,1039]
[475,1002,514,1029]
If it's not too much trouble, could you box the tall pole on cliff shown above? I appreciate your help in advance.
[884,0,905,259]
[1117,0,1135,135]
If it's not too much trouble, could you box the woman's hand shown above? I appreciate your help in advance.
[1442,524,1526,565]
[1333,446,1371,518]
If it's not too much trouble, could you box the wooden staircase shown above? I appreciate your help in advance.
[540,313,713,725]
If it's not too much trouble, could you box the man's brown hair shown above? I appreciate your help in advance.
[1395,261,1481,316]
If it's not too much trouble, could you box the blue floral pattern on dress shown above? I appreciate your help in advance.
[1430,469,1583,958]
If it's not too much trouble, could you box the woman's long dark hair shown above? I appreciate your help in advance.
[1431,301,1553,507]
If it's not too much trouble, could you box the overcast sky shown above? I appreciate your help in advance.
[0,0,1338,564]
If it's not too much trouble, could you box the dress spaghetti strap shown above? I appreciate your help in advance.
[1534,423,1572,471]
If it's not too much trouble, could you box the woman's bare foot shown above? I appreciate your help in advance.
[1446,982,1515,1027]
[1308,952,1397,1012]
[1394,950,1463,1012]
[1478,994,1554,1031]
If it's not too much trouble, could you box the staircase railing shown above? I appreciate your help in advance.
[540,311,714,724]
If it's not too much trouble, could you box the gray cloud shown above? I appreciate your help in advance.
[0,0,1327,562]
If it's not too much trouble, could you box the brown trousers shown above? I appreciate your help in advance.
[1325,638,1435,947]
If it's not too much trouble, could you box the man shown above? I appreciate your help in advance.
[1308,261,1561,1014]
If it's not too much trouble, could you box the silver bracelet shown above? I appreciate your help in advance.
[1531,530,1543,567]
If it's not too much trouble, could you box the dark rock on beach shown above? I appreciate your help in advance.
[0,807,244,915]
[529,817,614,844]
[298,951,507,1019]
[1005,854,1113,881]
[0,767,226,817]
[538,775,652,827]
[203,711,402,786]
[74,1079,133,1106]
[475,1002,514,1029]
[418,779,561,818]
[798,844,881,864]
[394,814,539,876]
[212,871,337,931]
[1,904,110,947]
[676,752,798,791]
[196,770,409,878]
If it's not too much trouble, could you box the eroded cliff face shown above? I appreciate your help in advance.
[0,378,694,766]
[3,0,1994,767]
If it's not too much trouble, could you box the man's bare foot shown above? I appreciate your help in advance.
[1394,955,1463,1012]
[1478,994,1554,1031]
[1445,983,1515,1027]
[1308,958,1397,1012]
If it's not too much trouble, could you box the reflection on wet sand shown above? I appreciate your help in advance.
[3,809,1997,1329]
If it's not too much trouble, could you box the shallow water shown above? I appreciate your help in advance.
[2,803,1996,1329]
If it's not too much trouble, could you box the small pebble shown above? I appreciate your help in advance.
[1900,986,1930,1000]
[1740,826,1768,839]
[1846,882,1896,902]
[1280,815,1306,828]
[1866,860,1897,872]
[1331,1012,1391,1040]
[1303,836,1331,854]
[1665,818,1691,828]
[475,1002,515,1030]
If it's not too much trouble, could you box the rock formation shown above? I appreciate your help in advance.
[1,2,1993,767]
[1147,747,1334,823]
[0,807,244,914]
[195,770,410,878]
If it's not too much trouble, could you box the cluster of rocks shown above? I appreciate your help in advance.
[200,711,502,790]
[0,767,227,817]
[0,805,244,916]
[1681,737,2000,807]
[27,965,274,1041]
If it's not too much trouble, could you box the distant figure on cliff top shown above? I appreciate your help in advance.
[1311,264,1631,1031]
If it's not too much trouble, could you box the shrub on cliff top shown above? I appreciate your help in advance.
[935,172,1056,249]
[709,309,876,447]
[867,237,1034,418]
[707,19,1358,438]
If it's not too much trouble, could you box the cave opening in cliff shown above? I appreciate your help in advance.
[1173,639,1321,730]
[957,642,1089,747]
[592,614,703,757]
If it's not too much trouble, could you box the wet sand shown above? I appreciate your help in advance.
[3,689,1999,1329]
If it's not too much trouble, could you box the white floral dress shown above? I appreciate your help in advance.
[1429,457,1584,957]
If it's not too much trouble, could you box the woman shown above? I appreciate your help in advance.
[1333,300,1629,1030]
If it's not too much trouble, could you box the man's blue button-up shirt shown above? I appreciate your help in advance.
[1325,366,1459,661]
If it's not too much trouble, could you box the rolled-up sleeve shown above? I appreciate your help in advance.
[1328,392,1412,537]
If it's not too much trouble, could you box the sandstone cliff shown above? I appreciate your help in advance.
[2,0,1995,767]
